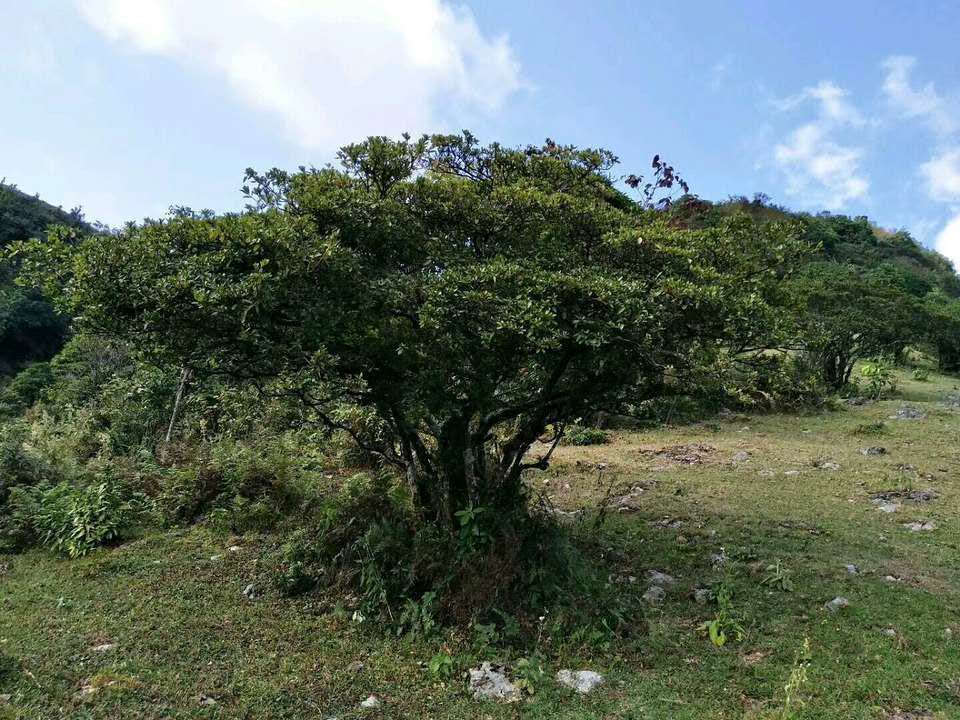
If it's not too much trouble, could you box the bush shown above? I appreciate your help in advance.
[6,477,153,557]
[562,426,610,446]
[912,367,930,382]
[268,473,645,646]
[0,362,53,415]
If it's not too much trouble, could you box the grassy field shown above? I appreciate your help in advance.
[2,369,959,719]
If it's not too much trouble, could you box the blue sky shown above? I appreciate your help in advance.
[2,1,959,265]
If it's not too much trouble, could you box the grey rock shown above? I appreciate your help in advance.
[91,643,116,653]
[556,669,604,694]
[824,596,849,612]
[731,451,752,463]
[890,406,927,420]
[861,446,887,456]
[880,628,897,637]
[902,521,937,532]
[783,470,801,476]
[347,661,365,673]
[694,588,714,605]
[758,468,775,477]
[228,545,242,553]
[242,583,259,600]
[844,564,860,575]
[642,585,666,605]
[883,575,902,583]
[198,694,218,707]
[360,695,381,709]
[468,663,520,702]
[0,694,10,705]
[816,460,841,471]
[875,502,900,513]
[646,570,677,586]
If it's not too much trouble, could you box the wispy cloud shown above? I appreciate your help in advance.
[75,0,524,150]
[772,80,868,210]
[774,81,864,126]
[881,55,956,135]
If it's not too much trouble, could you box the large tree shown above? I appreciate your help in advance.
[14,134,802,528]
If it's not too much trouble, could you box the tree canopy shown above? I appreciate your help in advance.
[14,134,805,527]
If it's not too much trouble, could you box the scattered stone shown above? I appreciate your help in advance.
[694,588,714,605]
[228,545,242,553]
[861,446,887,456]
[468,663,520,702]
[883,575,902,583]
[731,451,752,463]
[758,468,775,478]
[845,396,871,406]
[815,460,841,471]
[649,517,683,529]
[710,549,728,569]
[741,649,771,666]
[209,555,222,562]
[642,585,666,605]
[91,643,116,653]
[886,711,933,720]
[844,564,860,575]
[944,627,954,640]
[359,695,381,709]
[783,470,801,476]
[875,502,901,514]
[646,570,677,586]
[197,694,218,706]
[347,661,365,673]
[556,669,605,694]
[902,521,937,532]
[824,596,849,612]
[242,583,259,600]
[890,406,927,420]
[0,694,10,705]
[880,628,897,637]
[615,486,645,513]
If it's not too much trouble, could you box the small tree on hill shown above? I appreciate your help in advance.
[14,133,803,530]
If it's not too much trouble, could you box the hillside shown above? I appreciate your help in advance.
[675,196,960,299]
[0,183,91,375]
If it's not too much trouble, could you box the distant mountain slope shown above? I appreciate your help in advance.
[0,183,92,375]
[0,183,90,248]
[673,195,960,298]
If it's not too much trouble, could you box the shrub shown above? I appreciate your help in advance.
[7,478,153,557]
[912,367,930,382]
[271,473,645,645]
[860,357,897,399]
[562,426,610,446]
[0,361,53,415]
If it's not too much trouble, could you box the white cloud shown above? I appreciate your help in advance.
[920,148,960,202]
[775,80,864,126]
[934,213,960,271]
[771,80,868,210]
[774,123,868,210]
[881,55,956,135]
[75,0,524,150]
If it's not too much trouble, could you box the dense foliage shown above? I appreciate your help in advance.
[13,134,805,528]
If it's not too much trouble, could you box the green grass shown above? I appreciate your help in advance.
[2,369,959,718]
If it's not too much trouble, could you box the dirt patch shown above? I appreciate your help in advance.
[871,489,938,503]
[640,443,716,465]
